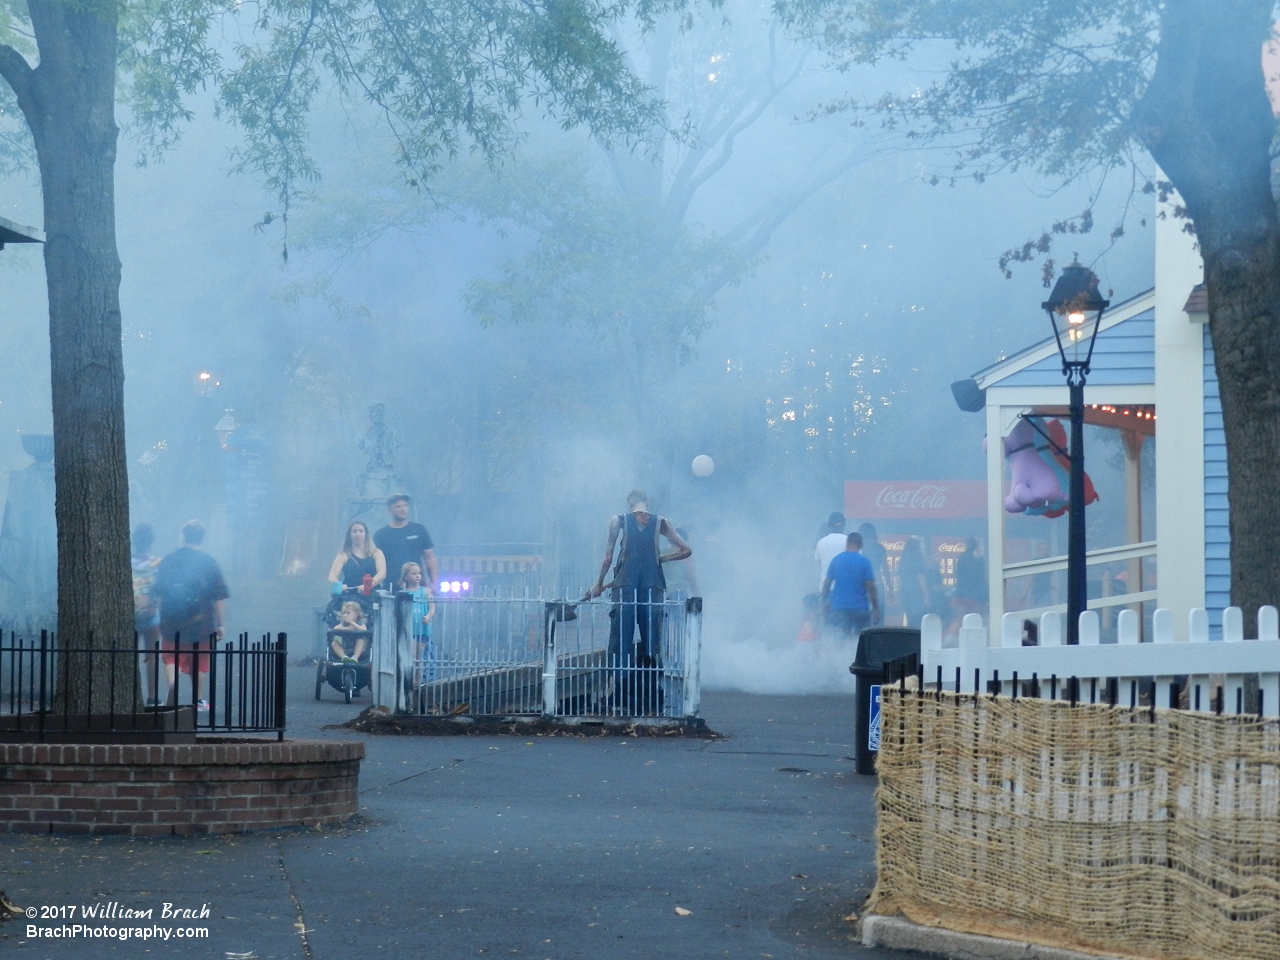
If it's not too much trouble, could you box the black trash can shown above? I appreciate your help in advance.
[848,626,921,775]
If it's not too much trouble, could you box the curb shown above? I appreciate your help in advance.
[860,915,1127,960]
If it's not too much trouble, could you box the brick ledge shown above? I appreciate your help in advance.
[0,738,365,766]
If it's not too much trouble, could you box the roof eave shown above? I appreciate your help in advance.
[970,287,1156,391]
[0,215,45,248]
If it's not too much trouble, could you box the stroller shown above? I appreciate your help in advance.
[314,593,375,704]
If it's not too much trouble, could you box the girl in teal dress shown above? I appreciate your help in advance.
[400,562,436,682]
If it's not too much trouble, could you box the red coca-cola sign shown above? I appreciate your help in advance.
[845,481,986,520]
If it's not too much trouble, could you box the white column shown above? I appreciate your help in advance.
[986,403,1006,633]
[1154,181,1206,640]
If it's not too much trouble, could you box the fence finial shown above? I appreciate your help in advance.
[959,614,986,650]
[1001,612,1022,648]
[921,614,943,652]
[1117,608,1140,645]
[1078,610,1100,646]
[1189,608,1210,643]
[1260,606,1279,642]
[1039,611,1061,647]
[1152,608,1173,644]
[1223,607,1244,643]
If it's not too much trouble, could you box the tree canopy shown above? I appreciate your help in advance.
[1,0,686,225]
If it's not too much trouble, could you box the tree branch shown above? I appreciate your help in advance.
[665,42,808,223]
[0,44,34,114]
[689,147,867,306]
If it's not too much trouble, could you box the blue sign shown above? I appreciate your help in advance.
[868,684,882,752]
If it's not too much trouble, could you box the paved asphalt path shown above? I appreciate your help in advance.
[1,666,927,960]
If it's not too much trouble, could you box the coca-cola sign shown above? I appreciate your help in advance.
[845,481,986,520]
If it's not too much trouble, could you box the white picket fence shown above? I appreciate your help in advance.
[922,605,1280,715]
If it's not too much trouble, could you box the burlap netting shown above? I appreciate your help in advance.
[869,691,1280,960]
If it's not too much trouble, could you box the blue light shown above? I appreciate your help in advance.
[462,581,471,591]
[450,580,462,593]
[438,581,451,593]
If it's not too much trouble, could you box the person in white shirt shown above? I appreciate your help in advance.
[814,511,848,591]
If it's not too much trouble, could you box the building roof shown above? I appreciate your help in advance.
[0,215,44,249]
[1184,283,1207,314]
[971,288,1156,390]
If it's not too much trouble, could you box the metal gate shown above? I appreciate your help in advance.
[370,594,702,719]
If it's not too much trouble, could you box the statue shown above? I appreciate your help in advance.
[357,402,400,478]
[349,403,404,525]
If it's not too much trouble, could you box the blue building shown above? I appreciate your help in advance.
[959,205,1219,640]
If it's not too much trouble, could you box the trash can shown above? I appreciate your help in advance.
[849,626,921,775]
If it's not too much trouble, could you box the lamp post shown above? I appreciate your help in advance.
[1042,263,1109,645]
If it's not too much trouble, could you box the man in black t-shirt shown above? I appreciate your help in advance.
[374,494,437,589]
[154,520,229,709]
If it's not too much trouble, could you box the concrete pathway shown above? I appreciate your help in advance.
[1,668,920,959]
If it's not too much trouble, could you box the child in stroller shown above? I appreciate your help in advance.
[316,599,374,703]
[329,600,370,662]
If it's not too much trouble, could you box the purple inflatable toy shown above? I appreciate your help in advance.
[1002,419,1065,514]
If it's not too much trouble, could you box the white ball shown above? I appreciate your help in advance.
[691,454,715,478]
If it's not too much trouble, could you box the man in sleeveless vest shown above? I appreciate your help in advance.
[589,490,692,715]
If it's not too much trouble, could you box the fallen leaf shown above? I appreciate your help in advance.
[674,907,692,916]
[843,912,859,923]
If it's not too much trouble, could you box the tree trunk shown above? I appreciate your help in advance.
[0,0,135,712]
[1136,0,1280,633]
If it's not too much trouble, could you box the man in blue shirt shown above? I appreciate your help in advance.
[821,531,881,639]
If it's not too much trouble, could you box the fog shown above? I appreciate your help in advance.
[0,0,1154,692]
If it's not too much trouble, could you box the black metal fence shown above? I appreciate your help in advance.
[0,632,287,741]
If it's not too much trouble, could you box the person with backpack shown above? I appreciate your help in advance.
[154,520,230,710]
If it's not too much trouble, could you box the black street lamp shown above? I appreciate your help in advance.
[1042,262,1109,645]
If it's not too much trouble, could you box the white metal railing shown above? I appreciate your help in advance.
[1000,540,1157,621]
[1002,540,1156,578]
[371,592,702,719]
[922,606,1280,716]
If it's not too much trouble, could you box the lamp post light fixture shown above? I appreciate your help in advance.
[1042,261,1109,645]
[194,371,223,397]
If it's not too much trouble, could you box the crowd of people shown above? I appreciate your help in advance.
[810,511,988,643]
[130,493,443,706]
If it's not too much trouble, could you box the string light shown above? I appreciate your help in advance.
[1088,404,1155,421]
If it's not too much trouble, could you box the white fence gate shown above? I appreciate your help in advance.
[922,605,1280,714]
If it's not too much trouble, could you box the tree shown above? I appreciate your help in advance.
[780,0,1280,624]
[463,6,867,499]
[0,0,667,710]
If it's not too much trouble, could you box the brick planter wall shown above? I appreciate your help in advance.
[0,739,364,836]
